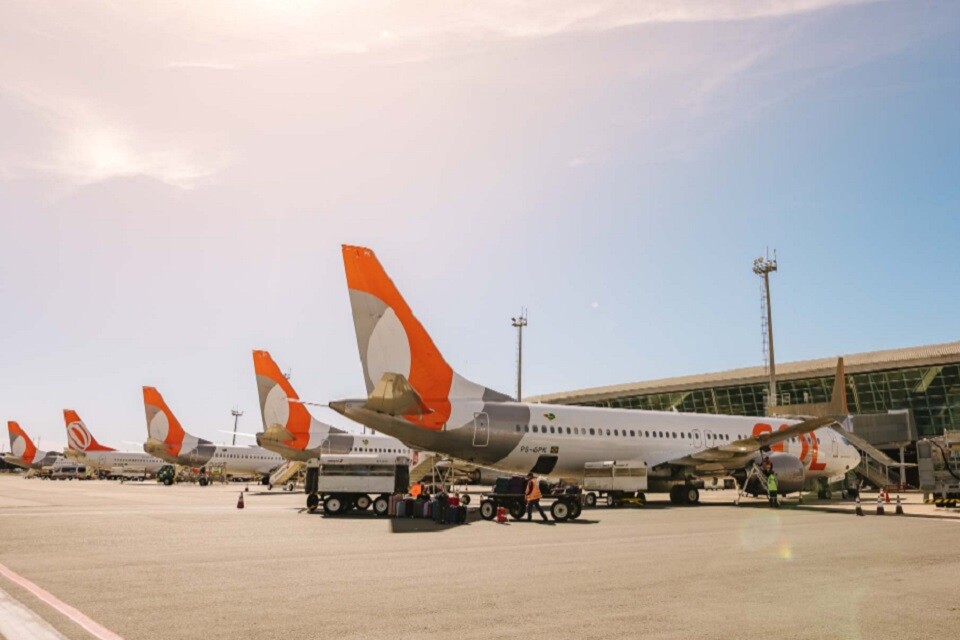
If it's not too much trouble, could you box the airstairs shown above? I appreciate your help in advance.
[834,427,906,488]
[269,460,304,487]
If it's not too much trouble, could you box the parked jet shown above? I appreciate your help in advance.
[6,422,62,470]
[331,245,861,504]
[142,386,285,481]
[253,350,411,461]
[62,410,165,474]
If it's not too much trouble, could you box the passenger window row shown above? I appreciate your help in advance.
[514,424,736,442]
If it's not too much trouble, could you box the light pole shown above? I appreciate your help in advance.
[753,251,778,409]
[230,407,244,446]
[511,309,528,401]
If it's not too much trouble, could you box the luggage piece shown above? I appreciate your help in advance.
[494,477,510,495]
[458,505,468,524]
[404,498,416,518]
[396,500,406,518]
[388,493,400,517]
[422,501,433,519]
[506,476,525,495]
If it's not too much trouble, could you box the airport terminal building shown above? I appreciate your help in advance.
[534,341,960,444]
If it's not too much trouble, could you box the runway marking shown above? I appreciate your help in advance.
[0,562,124,640]
[0,587,68,640]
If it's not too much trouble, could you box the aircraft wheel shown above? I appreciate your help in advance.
[373,496,390,517]
[306,493,320,512]
[551,500,571,522]
[584,492,598,508]
[685,487,700,505]
[479,500,496,520]
[669,486,683,504]
[355,495,372,511]
[323,495,344,515]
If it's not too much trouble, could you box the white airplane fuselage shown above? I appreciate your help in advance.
[340,400,860,487]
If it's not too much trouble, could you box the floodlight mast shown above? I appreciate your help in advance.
[753,251,778,409]
[511,309,528,402]
[230,407,244,446]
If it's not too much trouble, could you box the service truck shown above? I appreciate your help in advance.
[305,455,410,516]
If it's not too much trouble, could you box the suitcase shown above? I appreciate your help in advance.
[388,493,400,517]
[434,500,448,524]
[396,500,406,518]
[404,498,416,518]
[494,477,510,495]
[422,501,433,519]
[458,505,467,524]
[506,476,525,495]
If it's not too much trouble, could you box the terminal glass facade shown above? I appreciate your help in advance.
[576,363,960,439]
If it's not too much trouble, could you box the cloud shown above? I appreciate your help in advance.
[165,61,238,71]
[0,84,225,189]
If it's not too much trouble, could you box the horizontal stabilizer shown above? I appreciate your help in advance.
[364,373,432,417]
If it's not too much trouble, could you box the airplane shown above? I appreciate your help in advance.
[62,409,165,475]
[252,349,412,462]
[330,245,862,506]
[141,386,286,482]
[6,421,63,470]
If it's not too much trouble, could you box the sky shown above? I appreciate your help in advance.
[1,0,958,450]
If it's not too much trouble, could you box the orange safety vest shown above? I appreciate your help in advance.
[410,483,422,497]
[526,478,542,501]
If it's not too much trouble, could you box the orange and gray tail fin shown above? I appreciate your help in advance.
[8,421,38,463]
[342,245,509,431]
[142,387,189,455]
[63,410,115,452]
[252,350,346,451]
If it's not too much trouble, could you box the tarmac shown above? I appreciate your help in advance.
[1,476,958,640]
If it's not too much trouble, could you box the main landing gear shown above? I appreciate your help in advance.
[669,485,700,505]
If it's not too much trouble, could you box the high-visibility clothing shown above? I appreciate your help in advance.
[767,474,778,492]
[526,478,542,501]
[410,483,422,497]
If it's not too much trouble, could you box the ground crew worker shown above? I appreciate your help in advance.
[767,470,779,508]
[410,481,422,498]
[525,472,549,521]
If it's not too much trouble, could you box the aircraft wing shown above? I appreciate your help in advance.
[663,416,839,473]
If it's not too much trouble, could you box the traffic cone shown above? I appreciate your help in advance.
[895,494,903,515]
[884,489,890,504]
[876,494,884,515]
[855,496,864,516]
[237,492,245,509]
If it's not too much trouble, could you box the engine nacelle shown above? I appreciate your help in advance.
[745,453,806,495]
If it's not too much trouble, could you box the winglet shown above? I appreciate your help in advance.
[63,410,115,452]
[771,357,849,418]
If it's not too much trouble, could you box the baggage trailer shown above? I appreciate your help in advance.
[582,461,648,508]
[478,476,583,522]
[305,455,410,516]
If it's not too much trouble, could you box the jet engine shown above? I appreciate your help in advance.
[744,453,806,495]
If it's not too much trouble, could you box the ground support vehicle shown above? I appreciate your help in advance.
[919,432,960,501]
[110,466,148,482]
[581,461,650,508]
[304,455,410,516]
[49,463,89,481]
[477,488,582,522]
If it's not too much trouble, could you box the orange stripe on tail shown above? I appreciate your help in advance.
[62,410,115,452]
[342,245,452,431]
[142,387,186,454]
